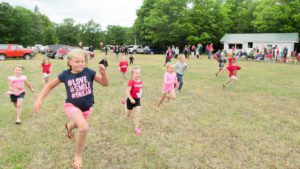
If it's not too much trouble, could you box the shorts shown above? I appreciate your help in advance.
[43,73,50,78]
[10,92,25,103]
[126,98,141,110]
[230,76,238,80]
[64,103,93,120]
[219,66,225,71]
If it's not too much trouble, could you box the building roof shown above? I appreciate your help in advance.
[220,33,299,43]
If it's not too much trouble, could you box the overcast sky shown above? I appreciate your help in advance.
[3,0,143,30]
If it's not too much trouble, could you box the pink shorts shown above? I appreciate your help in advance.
[64,103,93,120]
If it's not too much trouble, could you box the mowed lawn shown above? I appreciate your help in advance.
[0,51,299,169]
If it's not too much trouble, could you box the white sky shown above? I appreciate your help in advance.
[3,0,143,30]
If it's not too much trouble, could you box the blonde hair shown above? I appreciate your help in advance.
[130,65,141,77]
[178,55,185,60]
[165,63,174,69]
[67,49,89,69]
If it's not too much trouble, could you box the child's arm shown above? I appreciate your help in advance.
[94,64,109,86]
[8,81,19,92]
[126,86,135,104]
[34,78,60,112]
[24,80,34,92]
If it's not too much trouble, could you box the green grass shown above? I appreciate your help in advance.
[0,52,299,169]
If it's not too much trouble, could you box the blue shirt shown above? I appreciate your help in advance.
[58,68,96,111]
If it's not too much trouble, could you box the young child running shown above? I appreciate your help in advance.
[39,58,51,83]
[119,56,129,80]
[34,50,109,169]
[223,57,241,89]
[125,66,143,135]
[215,53,227,77]
[7,66,34,124]
[157,63,179,109]
[175,55,188,93]
[129,55,134,64]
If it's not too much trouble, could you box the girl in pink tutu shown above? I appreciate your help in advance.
[157,63,179,109]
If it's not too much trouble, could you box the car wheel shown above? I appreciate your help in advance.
[0,54,6,61]
[24,54,31,60]
[63,54,67,60]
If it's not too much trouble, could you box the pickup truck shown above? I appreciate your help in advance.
[128,45,144,54]
[0,44,33,61]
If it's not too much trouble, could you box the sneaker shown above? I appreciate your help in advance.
[135,128,142,135]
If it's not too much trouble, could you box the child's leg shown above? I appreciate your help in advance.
[134,106,141,129]
[157,93,167,107]
[223,78,232,88]
[16,99,24,122]
[126,109,132,118]
[68,111,89,166]
[168,90,176,100]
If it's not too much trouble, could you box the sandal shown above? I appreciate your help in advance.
[65,123,74,139]
[72,159,82,169]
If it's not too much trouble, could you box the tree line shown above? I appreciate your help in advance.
[0,0,299,49]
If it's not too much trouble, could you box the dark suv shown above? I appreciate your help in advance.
[46,45,66,58]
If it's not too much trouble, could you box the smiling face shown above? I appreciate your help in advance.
[132,68,141,81]
[68,55,86,73]
[13,66,23,76]
[167,65,174,73]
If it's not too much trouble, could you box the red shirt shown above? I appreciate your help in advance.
[119,61,129,73]
[227,65,241,77]
[128,79,142,98]
[42,63,51,74]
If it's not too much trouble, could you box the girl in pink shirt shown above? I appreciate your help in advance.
[157,64,179,109]
[7,66,34,124]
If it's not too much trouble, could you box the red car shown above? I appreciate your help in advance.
[55,46,79,60]
[0,44,33,60]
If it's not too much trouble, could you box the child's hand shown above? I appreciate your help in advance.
[34,100,42,113]
[130,98,136,104]
[99,64,106,75]
[31,88,34,93]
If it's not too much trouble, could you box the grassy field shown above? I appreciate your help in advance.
[0,51,299,169]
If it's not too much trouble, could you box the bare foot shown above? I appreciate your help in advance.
[65,123,74,139]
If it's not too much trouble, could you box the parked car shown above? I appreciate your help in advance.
[101,45,114,52]
[34,44,46,53]
[55,46,79,60]
[46,45,67,58]
[143,46,153,54]
[0,44,33,61]
[128,45,144,54]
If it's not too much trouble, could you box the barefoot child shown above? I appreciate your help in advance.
[39,58,51,83]
[34,50,109,169]
[119,56,129,80]
[7,66,34,124]
[157,63,179,108]
[125,66,143,135]
[223,57,241,88]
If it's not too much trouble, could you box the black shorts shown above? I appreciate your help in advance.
[10,92,25,103]
[126,98,141,110]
